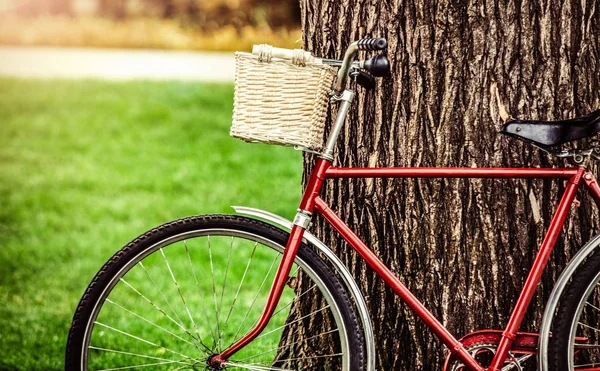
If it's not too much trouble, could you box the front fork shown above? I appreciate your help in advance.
[211,222,310,365]
[211,159,332,366]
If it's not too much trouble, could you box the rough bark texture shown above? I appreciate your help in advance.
[295,0,600,369]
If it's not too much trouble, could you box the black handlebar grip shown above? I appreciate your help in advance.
[357,38,387,51]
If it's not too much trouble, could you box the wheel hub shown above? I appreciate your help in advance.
[207,354,226,370]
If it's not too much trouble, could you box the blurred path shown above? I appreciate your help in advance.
[0,46,235,82]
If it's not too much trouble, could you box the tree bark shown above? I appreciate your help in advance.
[291,0,600,369]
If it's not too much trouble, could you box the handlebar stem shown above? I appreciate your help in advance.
[322,90,355,160]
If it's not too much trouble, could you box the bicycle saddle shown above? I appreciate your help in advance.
[500,109,600,150]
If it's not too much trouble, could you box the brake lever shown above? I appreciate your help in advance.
[353,71,376,90]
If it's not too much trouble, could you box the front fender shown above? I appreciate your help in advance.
[232,206,376,371]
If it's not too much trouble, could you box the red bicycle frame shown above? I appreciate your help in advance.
[214,158,600,371]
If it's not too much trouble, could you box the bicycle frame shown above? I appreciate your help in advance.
[211,40,600,370]
[213,157,600,371]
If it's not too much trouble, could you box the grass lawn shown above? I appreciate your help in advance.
[0,78,303,370]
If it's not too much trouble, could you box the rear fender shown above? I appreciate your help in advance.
[538,233,600,370]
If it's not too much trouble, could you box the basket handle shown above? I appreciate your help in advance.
[252,44,319,66]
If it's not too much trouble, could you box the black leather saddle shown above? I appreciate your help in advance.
[500,109,600,151]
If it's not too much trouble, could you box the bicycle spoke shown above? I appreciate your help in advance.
[207,235,221,350]
[231,252,282,343]
[225,362,291,371]
[586,301,600,312]
[290,266,300,277]
[231,269,309,340]
[170,365,202,371]
[234,328,338,362]
[574,343,600,349]
[89,346,191,364]
[170,363,206,371]
[271,284,317,318]
[138,262,187,331]
[574,362,600,367]
[218,242,258,346]
[96,359,191,371]
[579,322,600,333]
[253,305,330,342]
[244,352,343,365]
[105,298,198,349]
[184,239,219,344]
[236,284,316,343]
[119,278,195,341]
[93,321,194,361]
[216,236,235,351]
[159,247,210,351]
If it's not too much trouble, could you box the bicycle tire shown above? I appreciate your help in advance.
[549,249,600,370]
[66,215,365,371]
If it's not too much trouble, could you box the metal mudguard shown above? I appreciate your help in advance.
[538,233,600,370]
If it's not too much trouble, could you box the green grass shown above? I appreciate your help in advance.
[0,78,303,370]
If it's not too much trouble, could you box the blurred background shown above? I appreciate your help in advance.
[0,0,301,51]
[0,1,305,370]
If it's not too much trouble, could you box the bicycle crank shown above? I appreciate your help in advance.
[444,342,534,371]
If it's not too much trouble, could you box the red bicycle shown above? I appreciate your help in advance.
[67,38,600,371]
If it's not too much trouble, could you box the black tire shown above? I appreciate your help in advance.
[550,249,600,370]
[66,215,365,371]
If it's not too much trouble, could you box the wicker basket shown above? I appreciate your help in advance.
[231,44,337,151]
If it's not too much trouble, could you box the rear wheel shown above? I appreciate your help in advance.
[66,215,365,370]
[550,250,600,370]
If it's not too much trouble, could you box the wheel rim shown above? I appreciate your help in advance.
[80,229,350,371]
[568,269,600,369]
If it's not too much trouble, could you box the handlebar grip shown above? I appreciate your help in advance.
[357,38,387,51]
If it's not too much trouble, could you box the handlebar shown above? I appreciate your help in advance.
[251,44,318,64]
[333,38,387,92]
[357,38,387,51]
[251,37,388,93]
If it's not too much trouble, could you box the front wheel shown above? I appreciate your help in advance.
[549,250,600,370]
[66,215,366,370]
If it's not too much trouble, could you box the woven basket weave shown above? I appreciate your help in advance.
[231,45,336,150]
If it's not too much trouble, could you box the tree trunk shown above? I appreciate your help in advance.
[290,0,600,369]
